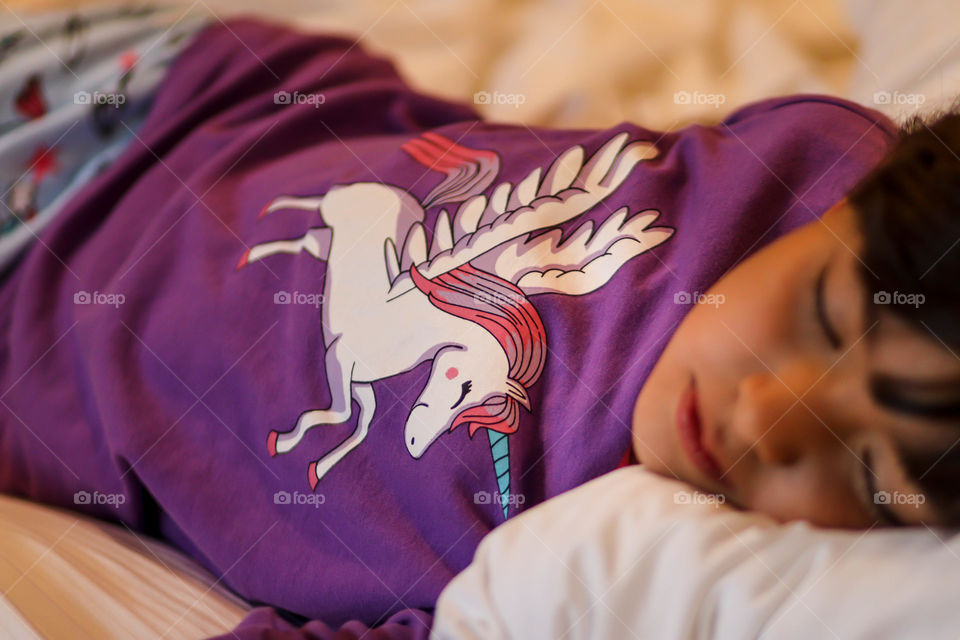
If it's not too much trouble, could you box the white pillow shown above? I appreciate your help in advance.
[433,466,960,640]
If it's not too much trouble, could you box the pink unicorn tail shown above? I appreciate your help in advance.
[400,132,500,208]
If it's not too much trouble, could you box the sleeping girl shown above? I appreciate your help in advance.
[630,114,960,529]
[0,13,956,640]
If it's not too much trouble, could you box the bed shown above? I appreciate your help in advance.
[1,0,959,637]
[0,492,249,639]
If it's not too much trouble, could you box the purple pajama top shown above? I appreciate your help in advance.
[0,17,896,639]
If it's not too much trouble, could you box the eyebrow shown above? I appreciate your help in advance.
[869,373,960,420]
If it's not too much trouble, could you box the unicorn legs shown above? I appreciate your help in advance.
[237,227,331,269]
[267,340,353,456]
[258,195,324,218]
[307,383,376,489]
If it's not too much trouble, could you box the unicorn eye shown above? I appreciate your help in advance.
[451,380,472,410]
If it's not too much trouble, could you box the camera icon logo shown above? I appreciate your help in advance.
[74,291,91,304]
[873,90,892,105]
[673,291,692,304]
[274,90,291,105]
[674,91,691,105]
[273,491,291,505]
[473,91,491,105]
[873,291,891,305]
[74,490,91,504]
[674,491,692,504]
[874,490,891,504]
[274,291,291,304]
[74,90,91,105]
[474,491,491,504]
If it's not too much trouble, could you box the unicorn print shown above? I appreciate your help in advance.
[237,131,674,518]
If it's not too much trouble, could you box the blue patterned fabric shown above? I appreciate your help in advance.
[0,4,210,272]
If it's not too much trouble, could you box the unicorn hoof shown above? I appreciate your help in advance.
[307,461,320,491]
[266,430,279,457]
[235,249,251,270]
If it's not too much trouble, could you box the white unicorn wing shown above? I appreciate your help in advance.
[471,207,674,296]
[386,133,658,297]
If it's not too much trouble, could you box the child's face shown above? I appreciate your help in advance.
[632,199,959,528]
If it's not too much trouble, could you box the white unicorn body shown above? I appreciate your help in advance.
[238,132,674,507]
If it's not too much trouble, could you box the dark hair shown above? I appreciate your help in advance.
[847,99,960,524]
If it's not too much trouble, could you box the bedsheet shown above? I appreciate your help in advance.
[0,492,249,639]
[1,0,863,132]
[7,1,960,131]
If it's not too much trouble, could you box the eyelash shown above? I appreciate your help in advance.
[814,265,842,350]
[450,380,472,410]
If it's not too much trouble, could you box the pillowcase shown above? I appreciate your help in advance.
[433,466,960,640]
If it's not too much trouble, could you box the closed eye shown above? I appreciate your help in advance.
[815,262,842,350]
[451,380,472,410]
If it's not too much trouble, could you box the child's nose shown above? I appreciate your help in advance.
[730,367,837,468]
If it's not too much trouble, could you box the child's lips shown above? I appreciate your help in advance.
[676,376,728,487]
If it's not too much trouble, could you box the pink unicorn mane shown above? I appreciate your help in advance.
[409,263,546,437]
[400,132,499,208]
